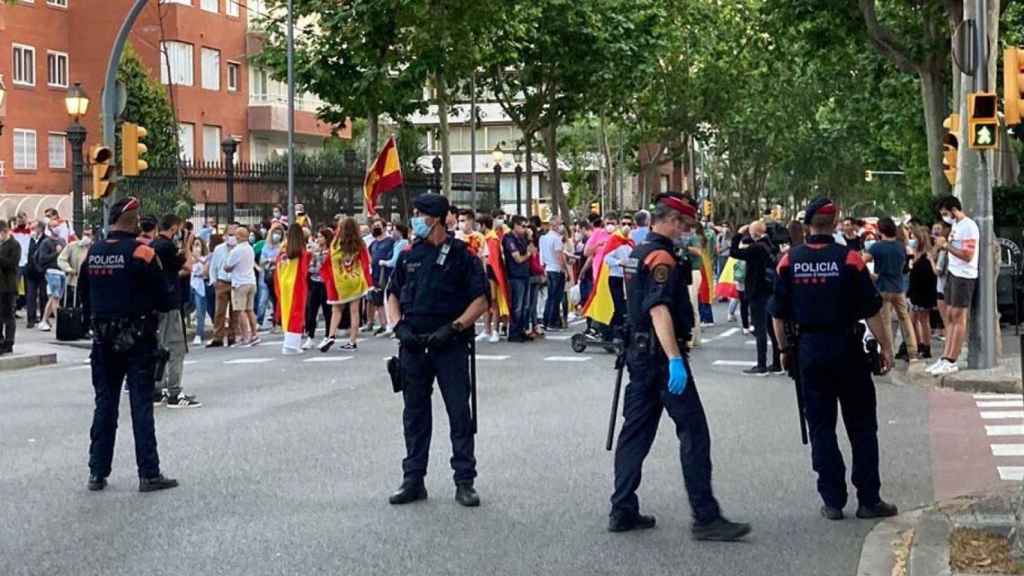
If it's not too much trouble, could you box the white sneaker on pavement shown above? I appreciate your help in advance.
[192,336,202,346]
[38,322,51,332]
[488,333,500,343]
[302,337,314,350]
[926,359,947,374]
[932,360,959,377]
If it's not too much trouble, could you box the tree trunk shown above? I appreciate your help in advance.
[920,64,951,198]
[542,124,569,219]
[434,72,453,196]
[367,115,379,165]
[599,116,614,210]
[525,132,534,217]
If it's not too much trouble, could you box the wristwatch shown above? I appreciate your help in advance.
[452,320,465,332]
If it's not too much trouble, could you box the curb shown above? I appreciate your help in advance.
[857,509,922,576]
[889,364,1021,394]
[0,352,58,372]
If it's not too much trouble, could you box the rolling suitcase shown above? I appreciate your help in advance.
[56,287,85,341]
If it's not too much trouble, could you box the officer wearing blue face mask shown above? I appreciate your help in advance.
[386,193,489,508]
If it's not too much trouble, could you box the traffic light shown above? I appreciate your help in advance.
[702,200,713,219]
[864,170,873,182]
[121,121,148,176]
[1005,47,1024,127]
[942,114,960,186]
[967,92,999,150]
[590,202,600,215]
[90,144,114,199]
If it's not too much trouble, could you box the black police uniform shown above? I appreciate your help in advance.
[610,231,722,525]
[80,229,173,482]
[390,233,487,485]
[769,233,885,511]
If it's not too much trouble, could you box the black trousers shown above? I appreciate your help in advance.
[750,293,780,369]
[799,333,881,509]
[611,354,721,524]
[305,280,331,339]
[399,339,476,483]
[25,274,45,325]
[88,338,161,479]
[0,292,15,349]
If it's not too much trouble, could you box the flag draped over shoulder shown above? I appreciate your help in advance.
[275,249,311,335]
[714,257,740,300]
[364,136,403,216]
[697,250,715,305]
[485,230,510,317]
[583,232,634,326]
[323,245,373,304]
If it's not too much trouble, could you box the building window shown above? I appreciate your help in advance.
[160,41,194,86]
[14,130,38,170]
[226,0,239,17]
[201,48,220,91]
[47,0,68,7]
[47,51,69,88]
[227,62,240,92]
[178,123,195,162]
[12,44,35,86]
[203,125,222,163]
[200,0,217,13]
[48,133,67,169]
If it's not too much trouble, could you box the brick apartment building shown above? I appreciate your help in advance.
[0,0,345,218]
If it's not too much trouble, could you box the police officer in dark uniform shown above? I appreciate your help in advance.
[80,197,179,493]
[609,192,750,542]
[386,194,489,507]
[769,197,897,520]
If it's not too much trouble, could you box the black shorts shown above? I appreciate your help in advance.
[369,289,385,307]
[944,273,976,308]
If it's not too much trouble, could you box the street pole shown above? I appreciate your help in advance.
[286,0,296,223]
[515,164,523,215]
[493,163,502,212]
[470,72,477,209]
[67,122,86,237]
[222,138,238,223]
[973,0,997,369]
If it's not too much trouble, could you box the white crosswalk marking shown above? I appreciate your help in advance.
[70,365,90,371]
[975,393,1017,400]
[303,357,353,363]
[183,360,199,366]
[998,467,1024,481]
[745,341,756,346]
[986,425,1024,436]
[981,411,1024,419]
[710,327,739,341]
[991,444,1024,456]
[224,358,273,365]
[544,356,591,362]
[977,400,1024,408]
[712,360,757,367]
[476,355,510,361]
[544,334,573,341]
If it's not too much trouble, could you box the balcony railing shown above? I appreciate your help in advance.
[249,93,323,114]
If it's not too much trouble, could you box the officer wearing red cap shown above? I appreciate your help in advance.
[608,192,751,542]
[769,197,897,521]
[79,196,179,494]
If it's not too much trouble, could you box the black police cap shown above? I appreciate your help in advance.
[803,197,837,225]
[413,194,449,218]
[108,196,141,225]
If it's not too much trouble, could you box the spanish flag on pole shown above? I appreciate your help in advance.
[364,136,403,216]
[583,232,634,326]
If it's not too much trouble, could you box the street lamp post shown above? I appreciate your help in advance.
[221,137,239,223]
[491,145,504,212]
[514,150,523,216]
[65,83,90,237]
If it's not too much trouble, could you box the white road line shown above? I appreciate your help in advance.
[711,327,739,341]
[700,339,711,345]
[986,425,1024,436]
[991,444,1024,456]
[303,356,353,363]
[70,365,91,371]
[976,393,1017,399]
[476,355,510,361]
[712,360,757,367]
[224,358,273,365]
[998,466,1024,481]
[745,341,756,346]
[570,319,586,326]
[978,400,1024,408]
[981,411,1024,420]
[544,356,591,362]
[183,360,200,366]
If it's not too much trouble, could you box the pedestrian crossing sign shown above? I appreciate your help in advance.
[967,92,999,150]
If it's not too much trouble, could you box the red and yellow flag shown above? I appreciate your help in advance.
[583,232,634,326]
[275,249,311,335]
[485,229,511,317]
[364,136,403,216]
[322,245,373,305]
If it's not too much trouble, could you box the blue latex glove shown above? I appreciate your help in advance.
[667,357,688,395]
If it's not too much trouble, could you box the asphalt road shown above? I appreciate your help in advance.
[0,310,937,576]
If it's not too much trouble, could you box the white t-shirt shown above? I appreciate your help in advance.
[539,230,564,273]
[948,216,979,279]
[226,243,257,287]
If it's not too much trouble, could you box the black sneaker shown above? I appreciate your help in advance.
[139,474,179,493]
[339,342,358,351]
[87,475,107,492]
[769,365,785,375]
[742,366,768,377]
[608,512,657,533]
[856,500,898,519]
[691,516,752,541]
[455,483,480,507]
[152,391,166,405]
[374,326,386,336]
[388,481,428,505]
[319,336,336,353]
[820,505,844,520]
[166,394,202,409]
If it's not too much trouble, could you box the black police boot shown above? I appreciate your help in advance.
[87,475,107,492]
[138,474,179,493]
[856,500,898,519]
[691,517,752,542]
[388,481,428,505]
[455,482,480,507]
[608,511,657,533]
[820,505,844,521]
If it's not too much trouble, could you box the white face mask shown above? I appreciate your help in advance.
[79,236,93,247]
[226,236,238,247]
[942,214,955,225]
[605,224,616,234]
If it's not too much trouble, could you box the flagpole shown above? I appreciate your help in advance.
[286,0,296,222]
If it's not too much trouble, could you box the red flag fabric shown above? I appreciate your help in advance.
[364,136,403,216]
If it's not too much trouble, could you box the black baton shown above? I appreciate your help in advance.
[469,333,478,435]
[606,344,626,451]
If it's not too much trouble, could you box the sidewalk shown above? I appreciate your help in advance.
[892,330,1023,394]
[858,485,1024,575]
[0,317,90,372]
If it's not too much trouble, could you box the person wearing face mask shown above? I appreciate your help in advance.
[24,221,48,328]
[608,192,750,541]
[259,224,284,331]
[928,196,979,376]
[386,193,488,508]
[189,237,210,346]
[207,223,239,347]
[79,197,179,493]
[906,225,936,359]
[367,222,395,334]
[57,228,92,307]
[0,220,22,355]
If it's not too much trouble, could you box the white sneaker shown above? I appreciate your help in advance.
[933,361,959,377]
[741,328,752,336]
[38,322,51,332]
[301,337,314,350]
[282,347,303,356]
[926,359,947,374]
[192,336,202,346]
[488,333,500,343]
